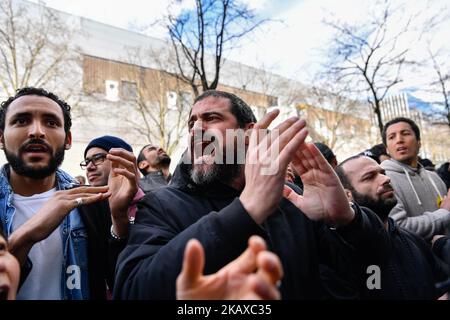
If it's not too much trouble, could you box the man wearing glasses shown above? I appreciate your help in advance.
[82,135,144,223]
[83,136,134,187]
[81,153,108,186]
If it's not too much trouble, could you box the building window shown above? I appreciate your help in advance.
[122,81,138,100]
[105,80,119,102]
[318,119,325,129]
[268,96,278,107]
[167,91,178,110]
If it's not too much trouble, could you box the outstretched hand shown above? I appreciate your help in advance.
[440,189,450,210]
[240,110,309,224]
[107,148,139,237]
[285,143,354,227]
[9,186,110,265]
[176,236,283,300]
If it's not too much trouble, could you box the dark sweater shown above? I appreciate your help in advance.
[78,200,127,299]
[437,162,450,191]
[323,216,450,299]
[139,171,169,194]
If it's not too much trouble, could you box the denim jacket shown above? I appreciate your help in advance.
[0,165,90,299]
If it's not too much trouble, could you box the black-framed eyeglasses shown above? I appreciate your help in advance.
[80,153,107,169]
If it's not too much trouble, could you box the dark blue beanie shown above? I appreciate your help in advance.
[314,142,335,163]
[84,135,133,158]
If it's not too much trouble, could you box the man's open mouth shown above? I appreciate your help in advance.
[193,141,216,164]
[23,143,49,155]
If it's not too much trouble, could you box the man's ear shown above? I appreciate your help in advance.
[138,160,149,170]
[418,140,421,150]
[244,122,255,146]
[65,132,72,150]
[344,189,354,202]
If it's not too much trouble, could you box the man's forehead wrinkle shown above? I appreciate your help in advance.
[8,108,60,118]
[192,97,231,114]
[344,159,372,180]
[9,96,63,115]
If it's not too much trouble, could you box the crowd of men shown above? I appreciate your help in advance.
[0,87,449,300]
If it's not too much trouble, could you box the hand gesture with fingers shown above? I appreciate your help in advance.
[8,186,110,265]
[176,235,283,300]
[107,148,139,237]
[440,189,450,211]
[286,143,354,227]
[240,109,309,224]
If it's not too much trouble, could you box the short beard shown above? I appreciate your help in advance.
[4,145,65,180]
[190,163,241,186]
[158,155,171,167]
[351,189,397,221]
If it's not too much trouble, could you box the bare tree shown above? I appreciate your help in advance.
[166,0,268,97]
[426,46,450,127]
[232,61,287,118]
[0,0,81,100]
[321,0,434,136]
[119,46,192,155]
[295,80,365,152]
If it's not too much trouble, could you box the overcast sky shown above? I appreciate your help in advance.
[30,0,449,101]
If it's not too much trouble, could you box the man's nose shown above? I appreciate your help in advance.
[381,174,391,186]
[190,120,206,139]
[394,135,404,144]
[28,120,45,139]
[86,161,96,170]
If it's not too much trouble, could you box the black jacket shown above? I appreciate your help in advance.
[433,236,450,266]
[78,200,127,299]
[139,171,170,194]
[437,162,450,191]
[114,163,389,300]
[320,214,450,299]
[362,218,449,299]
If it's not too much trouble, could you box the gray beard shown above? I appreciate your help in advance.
[190,163,241,186]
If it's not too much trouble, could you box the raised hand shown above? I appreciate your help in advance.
[107,148,139,237]
[440,189,450,211]
[176,236,282,300]
[285,143,354,227]
[239,110,309,224]
[9,186,110,265]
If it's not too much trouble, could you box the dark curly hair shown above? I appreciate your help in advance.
[0,87,72,134]
[382,117,420,146]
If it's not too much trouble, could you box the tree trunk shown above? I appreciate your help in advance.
[374,100,384,137]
